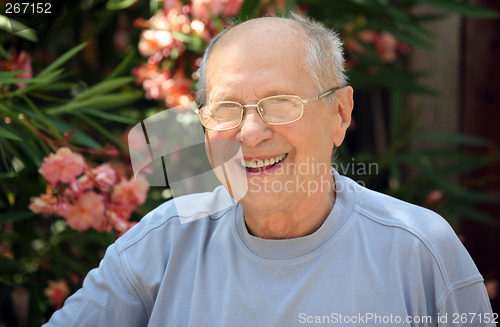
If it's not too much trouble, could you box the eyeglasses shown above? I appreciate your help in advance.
[195,87,340,131]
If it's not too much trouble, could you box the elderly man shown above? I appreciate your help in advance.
[45,15,495,326]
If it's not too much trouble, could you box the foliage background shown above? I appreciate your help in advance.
[0,0,499,325]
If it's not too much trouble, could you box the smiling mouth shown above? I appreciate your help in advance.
[240,154,287,172]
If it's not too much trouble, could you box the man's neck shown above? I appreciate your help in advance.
[243,176,337,240]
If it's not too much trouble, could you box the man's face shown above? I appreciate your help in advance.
[205,19,349,216]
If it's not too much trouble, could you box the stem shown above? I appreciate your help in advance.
[30,92,69,104]
[19,95,63,140]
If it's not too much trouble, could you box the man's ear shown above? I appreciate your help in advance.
[333,86,354,147]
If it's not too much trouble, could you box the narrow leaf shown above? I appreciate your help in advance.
[0,15,37,41]
[74,77,134,101]
[0,211,35,223]
[237,0,260,21]
[14,28,38,42]
[45,116,102,150]
[74,113,127,151]
[106,0,139,10]
[420,0,499,18]
[34,82,76,91]
[106,50,138,80]
[45,91,144,115]
[82,108,138,124]
[0,42,11,60]
[0,126,22,141]
[38,42,88,78]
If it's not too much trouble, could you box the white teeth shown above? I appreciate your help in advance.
[242,154,286,169]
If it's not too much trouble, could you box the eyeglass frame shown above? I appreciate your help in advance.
[194,87,340,131]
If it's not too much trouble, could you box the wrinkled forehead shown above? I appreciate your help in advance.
[205,18,310,96]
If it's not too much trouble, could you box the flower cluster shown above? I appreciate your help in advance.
[132,0,243,111]
[29,147,149,233]
[44,280,70,309]
[345,30,410,66]
[0,50,32,89]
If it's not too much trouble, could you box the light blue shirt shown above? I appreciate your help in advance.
[44,170,494,326]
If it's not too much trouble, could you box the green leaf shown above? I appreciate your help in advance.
[0,211,35,223]
[74,77,135,101]
[81,108,139,124]
[0,71,26,79]
[13,28,38,42]
[106,0,139,10]
[74,113,127,151]
[285,0,297,11]
[45,116,102,150]
[33,82,76,91]
[0,126,22,141]
[0,71,51,85]
[17,140,42,166]
[0,172,17,179]
[238,0,260,21]
[106,50,138,80]
[37,42,88,78]
[0,15,38,42]
[45,91,144,115]
[420,0,499,18]
[0,43,11,60]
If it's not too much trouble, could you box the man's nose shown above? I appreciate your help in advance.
[237,105,272,147]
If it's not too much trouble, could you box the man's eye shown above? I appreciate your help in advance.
[219,102,239,108]
[270,97,292,104]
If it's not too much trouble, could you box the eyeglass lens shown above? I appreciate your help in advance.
[200,95,303,130]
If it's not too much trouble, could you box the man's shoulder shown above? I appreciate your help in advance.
[115,186,237,252]
[342,175,451,240]
[340,175,481,287]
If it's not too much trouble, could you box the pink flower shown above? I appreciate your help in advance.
[222,0,244,18]
[163,0,183,11]
[486,279,498,300]
[62,192,105,232]
[191,0,242,23]
[138,29,184,59]
[139,30,174,57]
[375,32,398,63]
[346,30,377,54]
[191,0,223,23]
[69,174,94,193]
[0,51,32,88]
[29,185,57,215]
[132,62,165,84]
[39,147,85,184]
[44,280,70,309]
[142,71,170,100]
[346,30,405,65]
[92,163,117,190]
[425,190,443,205]
[112,177,149,207]
[162,70,194,110]
[107,209,135,233]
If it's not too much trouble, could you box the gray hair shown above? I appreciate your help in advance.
[195,13,347,105]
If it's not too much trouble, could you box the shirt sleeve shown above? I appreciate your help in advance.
[438,281,496,327]
[42,244,148,327]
